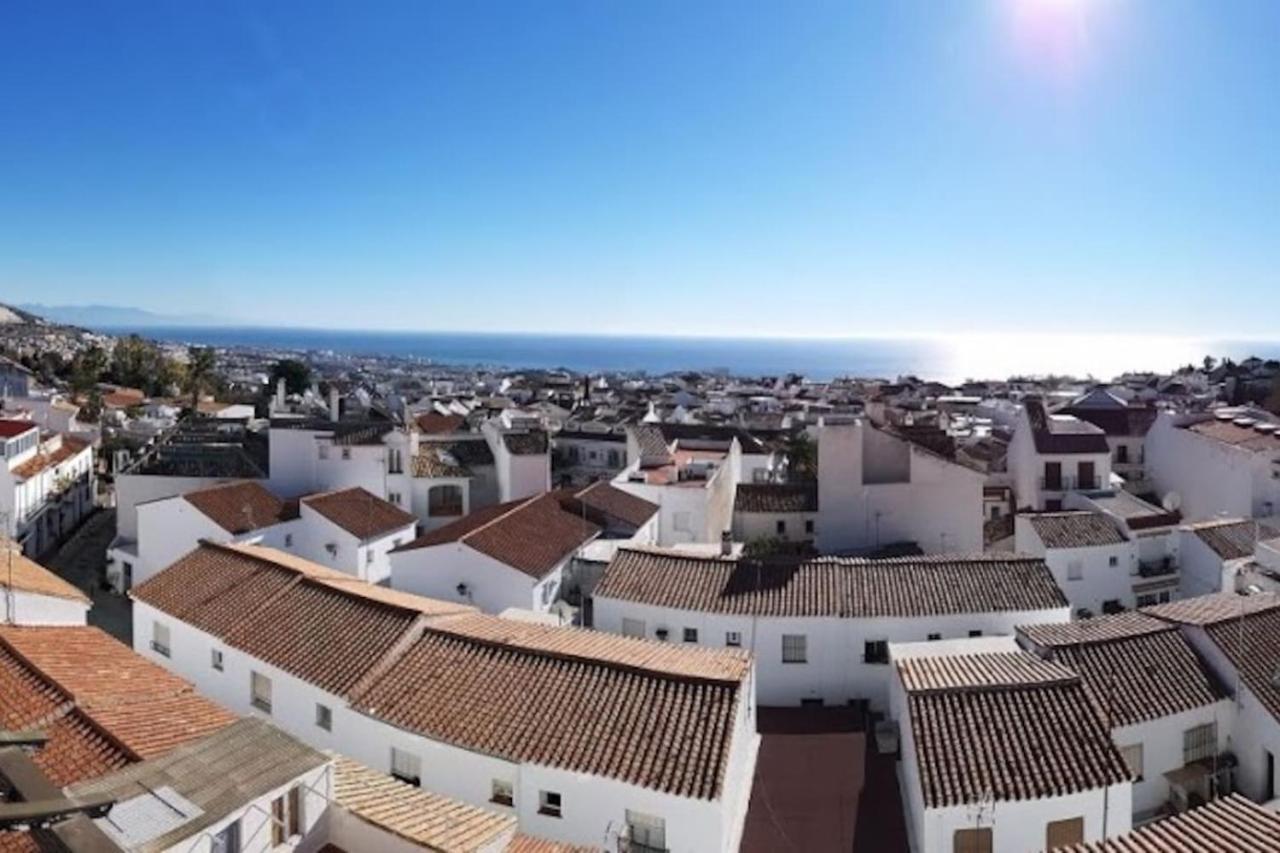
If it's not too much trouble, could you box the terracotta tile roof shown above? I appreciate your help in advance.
[1204,606,1280,723]
[1026,512,1127,549]
[1018,611,1169,648]
[1143,591,1280,626]
[1056,794,1280,851]
[351,616,745,800]
[101,388,146,409]
[332,755,516,851]
[735,482,819,514]
[0,625,234,789]
[182,480,297,534]
[1025,401,1110,454]
[10,435,90,481]
[501,430,549,455]
[902,651,1130,808]
[133,543,473,698]
[302,487,417,540]
[566,481,658,528]
[0,544,88,603]
[1185,518,1280,561]
[1019,615,1229,727]
[412,445,473,478]
[414,412,468,435]
[506,836,600,853]
[1184,418,1280,453]
[897,652,1077,693]
[595,548,1067,618]
[395,494,600,579]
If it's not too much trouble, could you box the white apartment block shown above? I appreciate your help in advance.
[1008,400,1113,512]
[1145,409,1280,522]
[132,541,760,853]
[593,547,1070,711]
[815,418,985,554]
[0,418,94,557]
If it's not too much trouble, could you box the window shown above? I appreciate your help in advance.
[211,649,223,671]
[315,703,332,731]
[388,448,403,474]
[725,631,742,647]
[782,634,807,664]
[1046,817,1084,848]
[968,630,983,638]
[1067,560,1083,581]
[927,633,942,642]
[388,491,402,506]
[1120,743,1144,781]
[151,622,170,657]
[538,790,562,818]
[318,445,329,460]
[1184,722,1217,765]
[287,786,303,838]
[622,618,646,638]
[428,484,464,517]
[626,810,667,852]
[683,628,698,643]
[491,779,514,807]
[284,533,294,548]
[805,519,815,534]
[863,640,889,664]
[1108,555,1119,567]
[211,820,240,853]
[391,748,421,786]
[341,447,351,460]
[608,450,621,467]
[953,827,992,853]
[776,520,787,535]
[271,796,286,846]
[250,671,272,714]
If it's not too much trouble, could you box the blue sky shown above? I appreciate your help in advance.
[1,1,1277,337]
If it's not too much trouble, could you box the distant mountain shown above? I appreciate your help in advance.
[16,303,232,329]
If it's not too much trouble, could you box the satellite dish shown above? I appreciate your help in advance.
[1162,492,1182,512]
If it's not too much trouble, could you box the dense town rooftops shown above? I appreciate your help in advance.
[1026,511,1127,549]
[68,718,328,853]
[596,548,1067,618]
[1019,613,1228,728]
[412,437,495,478]
[0,625,235,789]
[1143,591,1280,626]
[1025,400,1110,454]
[126,419,268,478]
[734,482,819,514]
[301,487,416,540]
[501,430,550,455]
[413,411,467,435]
[0,544,89,603]
[181,480,298,534]
[1184,518,1280,561]
[394,492,600,578]
[899,650,1130,808]
[1055,794,1280,852]
[1083,490,1181,530]
[132,542,750,800]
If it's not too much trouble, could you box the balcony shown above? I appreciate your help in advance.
[1039,475,1101,492]
[1138,557,1178,578]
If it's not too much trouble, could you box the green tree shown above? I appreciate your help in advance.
[183,346,217,411]
[785,431,817,481]
[271,358,312,395]
[69,346,108,394]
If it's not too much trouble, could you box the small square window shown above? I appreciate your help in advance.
[391,748,420,786]
[683,628,698,643]
[151,623,171,658]
[804,519,814,534]
[315,703,332,732]
[538,790,562,818]
[863,640,889,664]
[491,779,514,807]
[969,630,983,638]
[725,631,742,647]
[782,634,807,664]
[211,649,224,671]
[927,633,941,641]
[284,533,293,548]
[341,448,351,460]
[1108,555,1119,568]
[776,520,787,535]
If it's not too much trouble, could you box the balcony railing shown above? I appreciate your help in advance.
[1040,475,1101,491]
[1138,558,1178,578]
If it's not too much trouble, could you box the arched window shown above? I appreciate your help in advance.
[428,484,464,517]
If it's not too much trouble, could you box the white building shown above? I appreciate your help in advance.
[0,418,94,557]
[1008,400,1113,511]
[1057,390,1158,493]
[815,418,985,554]
[614,424,742,546]
[126,480,415,590]
[1145,409,1280,522]
[132,541,760,852]
[890,642,1133,852]
[0,541,90,625]
[1018,613,1234,820]
[552,427,627,486]
[1015,511,1140,617]
[390,491,603,615]
[1177,517,1280,599]
[593,547,1070,710]
[732,482,818,546]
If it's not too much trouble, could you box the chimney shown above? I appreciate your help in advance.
[720,530,732,557]
[329,387,340,423]
[275,377,286,411]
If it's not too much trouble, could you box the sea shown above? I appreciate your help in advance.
[96,325,1280,385]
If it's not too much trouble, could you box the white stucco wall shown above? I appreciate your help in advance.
[390,543,547,614]
[2,589,89,625]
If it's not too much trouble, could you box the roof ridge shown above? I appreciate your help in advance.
[458,492,545,546]
[343,613,436,703]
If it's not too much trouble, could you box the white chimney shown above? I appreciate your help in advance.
[329,387,340,422]
[275,378,286,411]
[720,530,732,557]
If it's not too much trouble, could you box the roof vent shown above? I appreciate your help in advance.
[1234,418,1256,428]
[1216,411,1235,421]
[1256,424,1278,435]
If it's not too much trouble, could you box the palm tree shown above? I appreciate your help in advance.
[184,346,217,412]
